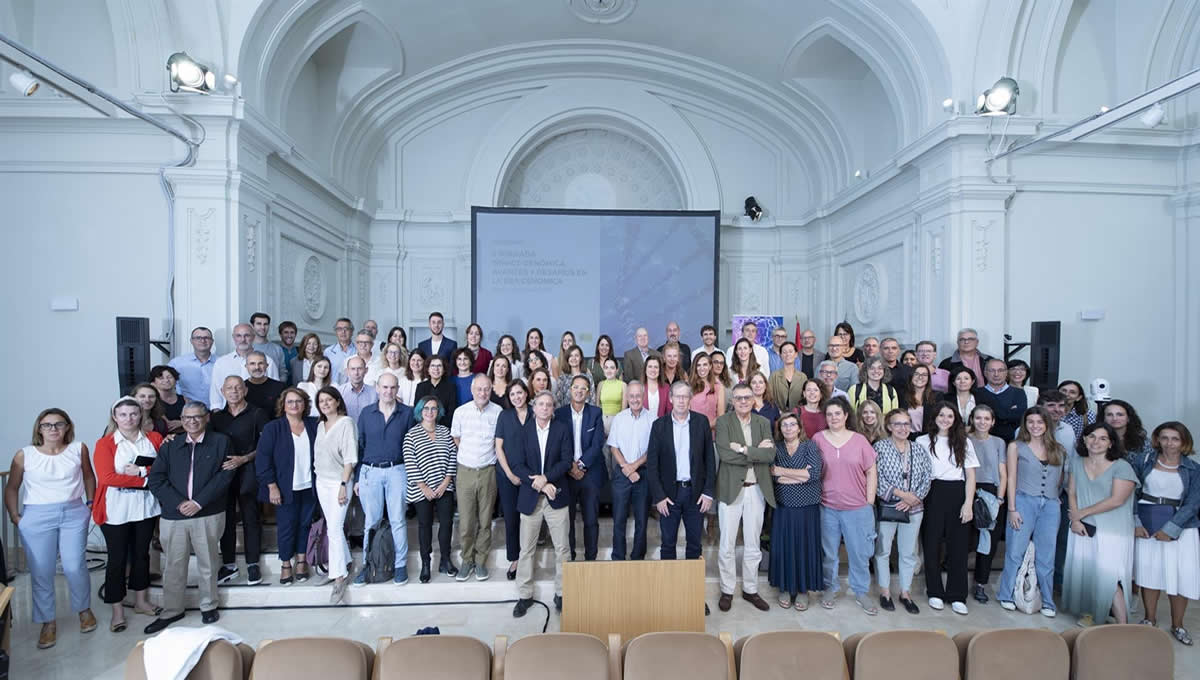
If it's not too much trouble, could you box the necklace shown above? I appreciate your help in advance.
[1157,459,1181,470]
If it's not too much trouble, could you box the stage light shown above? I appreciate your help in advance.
[167,52,215,94]
[744,196,763,221]
[1099,106,1110,113]
[1140,102,1165,128]
[942,98,955,112]
[853,170,863,179]
[8,70,39,96]
[975,77,1019,116]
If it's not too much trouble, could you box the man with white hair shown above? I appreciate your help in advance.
[210,324,279,409]
[622,327,661,382]
[451,374,502,582]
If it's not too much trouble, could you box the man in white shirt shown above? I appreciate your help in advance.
[210,324,279,409]
[607,381,654,560]
[555,375,606,561]
[692,324,720,361]
[450,375,502,582]
[363,319,379,341]
[324,318,356,385]
[726,321,770,373]
[249,312,288,384]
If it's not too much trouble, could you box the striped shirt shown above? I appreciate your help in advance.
[403,425,457,504]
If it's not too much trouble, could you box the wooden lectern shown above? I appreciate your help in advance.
[561,558,707,640]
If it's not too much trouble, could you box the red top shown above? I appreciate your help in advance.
[800,407,827,440]
[92,431,163,525]
[470,347,494,374]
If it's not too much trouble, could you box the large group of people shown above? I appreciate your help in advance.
[6,313,1198,650]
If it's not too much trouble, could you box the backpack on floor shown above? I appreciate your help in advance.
[1013,542,1042,615]
[364,520,395,583]
[306,518,329,575]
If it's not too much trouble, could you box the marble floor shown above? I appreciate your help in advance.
[9,563,1198,680]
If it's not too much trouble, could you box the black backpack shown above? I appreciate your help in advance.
[364,520,395,583]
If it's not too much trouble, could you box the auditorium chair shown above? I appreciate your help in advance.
[734,631,847,680]
[374,634,491,680]
[1070,625,1173,680]
[622,632,734,680]
[1058,627,1082,656]
[965,629,1068,680]
[497,632,618,680]
[125,639,254,680]
[248,637,374,680]
[950,630,983,679]
[850,631,958,680]
[841,632,867,679]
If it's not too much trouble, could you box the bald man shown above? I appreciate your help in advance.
[622,327,661,383]
[210,324,279,409]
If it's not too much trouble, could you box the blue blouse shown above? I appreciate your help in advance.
[773,440,823,508]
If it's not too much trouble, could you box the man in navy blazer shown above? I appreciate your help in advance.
[555,375,607,561]
[417,311,457,363]
[646,381,716,562]
[510,389,573,617]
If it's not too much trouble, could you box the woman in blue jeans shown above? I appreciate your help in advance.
[997,406,1066,616]
[4,408,97,650]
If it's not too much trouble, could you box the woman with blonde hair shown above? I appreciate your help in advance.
[854,400,887,444]
[368,342,407,386]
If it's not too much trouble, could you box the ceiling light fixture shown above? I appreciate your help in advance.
[1139,102,1165,127]
[975,77,1019,116]
[167,52,215,94]
[8,70,39,96]
[942,98,955,113]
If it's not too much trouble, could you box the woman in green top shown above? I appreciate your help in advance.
[1063,422,1139,627]
[595,357,626,435]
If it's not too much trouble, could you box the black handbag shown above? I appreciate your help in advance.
[876,446,913,524]
[973,495,993,530]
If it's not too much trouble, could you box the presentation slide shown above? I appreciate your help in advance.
[473,208,719,354]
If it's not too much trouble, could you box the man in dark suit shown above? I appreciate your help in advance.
[145,402,235,633]
[646,381,716,563]
[417,311,457,363]
[511,389,573,617]
[622,326,661,382]
[656,321,692,374]
[555,375,606,561]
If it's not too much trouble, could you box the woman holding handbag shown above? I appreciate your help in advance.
[872,409,932,614]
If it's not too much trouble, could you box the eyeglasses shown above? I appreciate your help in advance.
[958,337,978,343]
[335,326,353,332]
[181,415,207,422]
[421,406,440,412]
[38,422,68,431]
[732,395,753,401]
[191,336,213,342]
[889,421,913,429]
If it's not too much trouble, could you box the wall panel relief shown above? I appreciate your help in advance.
[189,207,214,264]
[280,235,337,331]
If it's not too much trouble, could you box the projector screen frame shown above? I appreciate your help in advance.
[471,206,721,344]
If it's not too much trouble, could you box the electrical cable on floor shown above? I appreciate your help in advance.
[159,598,554,634]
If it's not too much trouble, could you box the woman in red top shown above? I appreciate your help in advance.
[465,323,493,374]
[93,397,164,632]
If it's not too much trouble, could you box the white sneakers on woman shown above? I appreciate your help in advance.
[928,597,944,610]
[951,601,969,615]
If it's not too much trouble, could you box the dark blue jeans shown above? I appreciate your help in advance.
[658,483,703,560]
[275,488,317,562]
[568,478,600,560]
[495,465,521,562]
[611,471,648,560]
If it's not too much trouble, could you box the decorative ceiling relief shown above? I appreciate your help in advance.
[501,129,682,209]
[568,0,638,24]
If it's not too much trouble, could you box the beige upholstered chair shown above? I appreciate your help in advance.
[623,632,732,680]
[1071,624,1173,680]
[851,631,958,680]
[502,633,615,680]
[248,637,374,680]
[841,632,868,679]
[951,629,984,679]
[126,639,254,680]
[375,635,490,680]
[966,629,1068,680]
[735,631,847,680]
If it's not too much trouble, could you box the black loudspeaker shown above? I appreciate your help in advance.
[1029,321,1061,390]
[116,316,150,395]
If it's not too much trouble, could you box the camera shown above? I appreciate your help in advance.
[1089,378,1111,403]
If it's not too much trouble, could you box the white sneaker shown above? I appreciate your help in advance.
[951,601,969,615]
[998,600,1016,611]
[1041,607,1057,618]
[928,597,945,611]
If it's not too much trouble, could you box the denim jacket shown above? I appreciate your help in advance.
[1130,451,1200,539]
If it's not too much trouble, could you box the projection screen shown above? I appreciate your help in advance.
[472,207,719,353]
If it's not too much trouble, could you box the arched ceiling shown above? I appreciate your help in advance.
[237,0,953,207]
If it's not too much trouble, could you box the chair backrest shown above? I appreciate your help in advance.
[735,631,847,680]
[853,631,958,680]
[377,635,491,680]
[624,632,729,680]
[1059,627,1082,656]
[841,632,868,680]
[248,637,374,680]
[967,629,1068,680]
[951,630,983,680]
[506,633,610,680]
[127,640,254,680]
[1072,625,1173,680]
